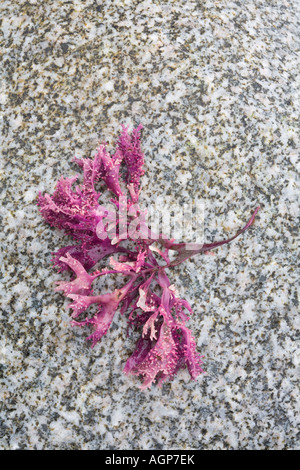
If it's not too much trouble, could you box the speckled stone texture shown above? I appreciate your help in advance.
[1,0,299,450]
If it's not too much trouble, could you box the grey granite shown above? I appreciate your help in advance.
[0,0,299,450]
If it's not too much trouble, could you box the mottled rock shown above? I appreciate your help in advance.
[0,0,299,450]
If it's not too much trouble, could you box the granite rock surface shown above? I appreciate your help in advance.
[0,0,299,450]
